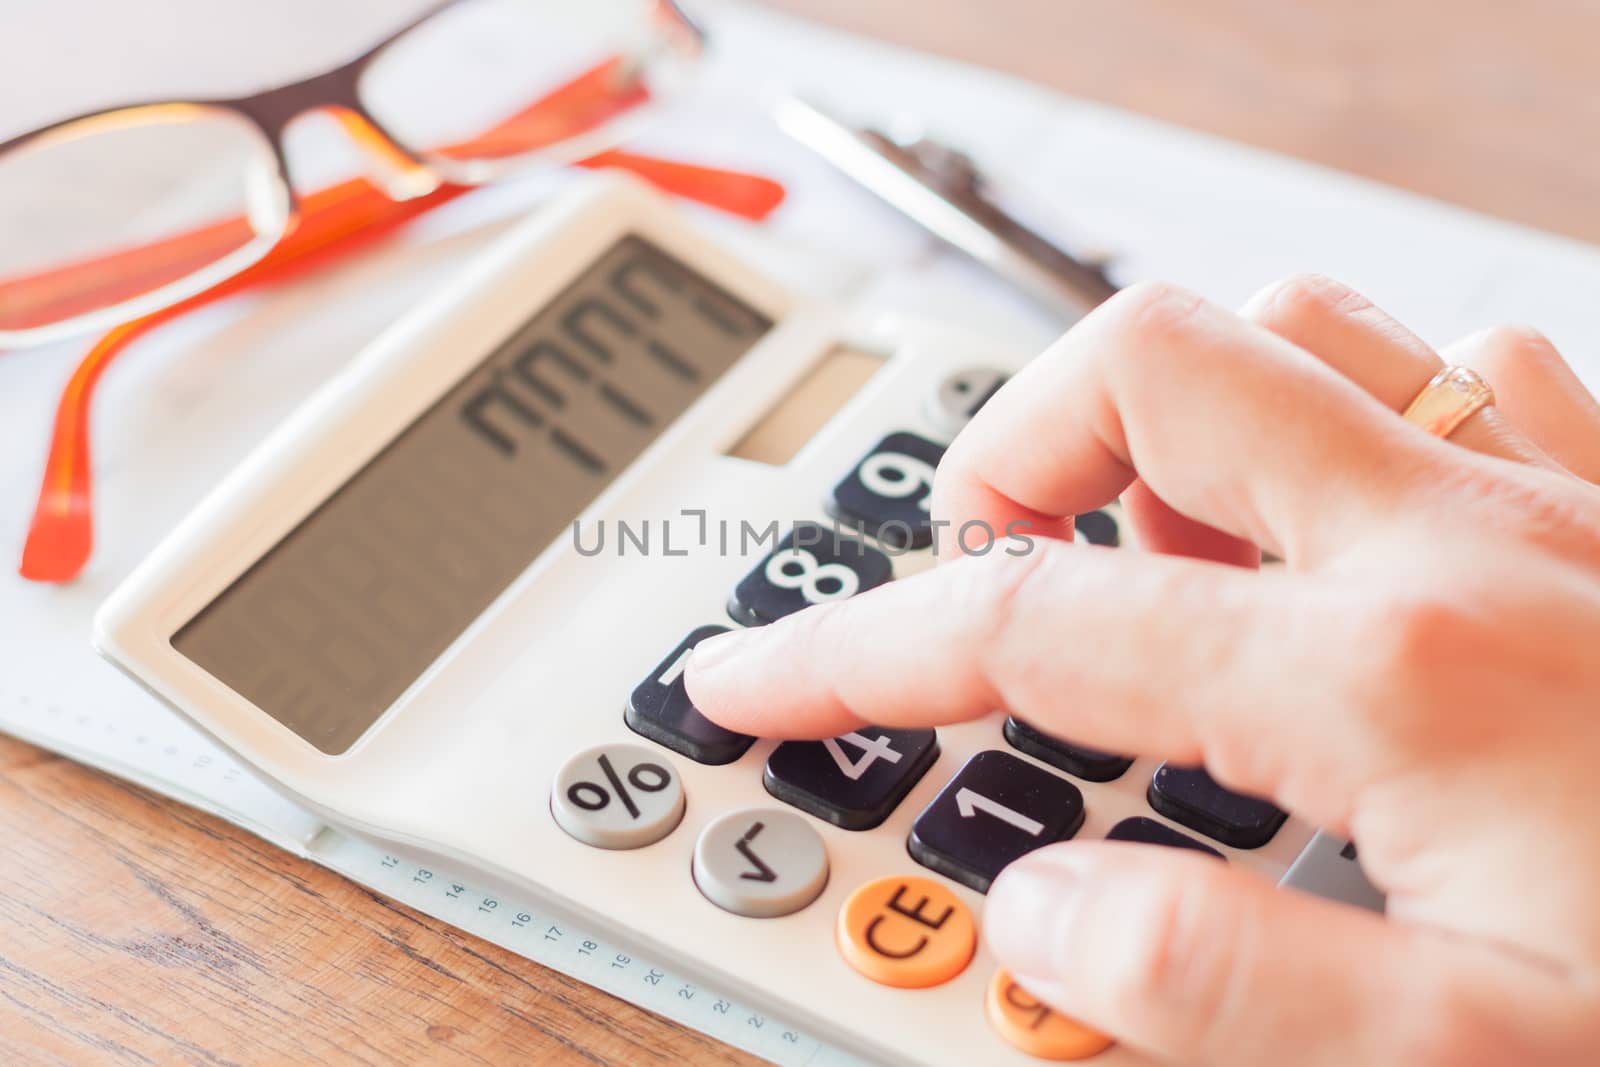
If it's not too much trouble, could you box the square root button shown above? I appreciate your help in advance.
[692,809,829,918]
[909,750,1085,893]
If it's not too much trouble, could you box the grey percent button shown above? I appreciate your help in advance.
[692,808,830,918]
[552,743,686,849]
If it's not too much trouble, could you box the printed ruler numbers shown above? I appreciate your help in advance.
[0,694,861,1067]
[339,836,853,1065]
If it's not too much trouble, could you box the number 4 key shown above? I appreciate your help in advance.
[764,726,939,831]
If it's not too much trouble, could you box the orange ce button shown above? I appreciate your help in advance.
[836,875,976,988]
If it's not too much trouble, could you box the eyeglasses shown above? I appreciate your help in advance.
[10,0,789,585]
[0,0,708,348]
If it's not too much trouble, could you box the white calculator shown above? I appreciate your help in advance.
[95,175,1379,1066]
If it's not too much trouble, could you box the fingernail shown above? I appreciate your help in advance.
[689,629,755,675]
[985,852,1082,981]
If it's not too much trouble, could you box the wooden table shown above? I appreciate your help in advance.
[4,2,1596,1063]
[766,0,1600,245]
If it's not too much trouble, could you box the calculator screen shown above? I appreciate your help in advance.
[174,235,772,754]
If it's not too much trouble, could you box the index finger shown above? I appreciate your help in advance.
[933,282,1436,563]
[685,540,1368,823]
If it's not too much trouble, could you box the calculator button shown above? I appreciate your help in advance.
[986,969,1114,1061]
[927,366,1009,437]
[828,432,946,549]
[1147,764,1286,849]
[625,625,755,765]
[551,744,685,850]
[727,522,893,626]
[764,727,939,831]
[836,875,976,989]
[909,750,1085,893]
[1278,830,1385,913]
[1105,816,1224,859]
[1003,717,1133,783]
[1074,509,1120,547]
[692,808,830,918]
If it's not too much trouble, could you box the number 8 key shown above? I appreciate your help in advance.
[728,522,892,626]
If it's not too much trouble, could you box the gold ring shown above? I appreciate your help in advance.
[1401,366,1495,439]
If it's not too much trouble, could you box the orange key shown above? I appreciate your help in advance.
[986,969,1114,1061]
[836,875,976,989]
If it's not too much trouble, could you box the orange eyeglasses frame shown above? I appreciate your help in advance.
[9,2,788,583]
[0,0,709,345]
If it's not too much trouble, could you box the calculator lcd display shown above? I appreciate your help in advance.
[173,235,772,754]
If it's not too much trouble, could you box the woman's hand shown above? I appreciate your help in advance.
[686,275,1600,1066]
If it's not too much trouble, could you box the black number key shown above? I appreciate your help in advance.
[828,432,945,549]
[909,750,1085,893]
[1003,717,1133,783]
[1105,816,1223,859]
[1074,509,1120,547]
[764,727,939,831]
[625,626,755,766]
[1147,764,1286,849]
[728,522,892,626]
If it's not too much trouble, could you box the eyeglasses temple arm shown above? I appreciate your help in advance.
[17,180,473,583]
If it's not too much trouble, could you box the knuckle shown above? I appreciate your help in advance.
[1260,271,1371,325]
[779,594,834,646]
[1348,591,1495,746]
[1113,279,1206,327]
[768,581,857,660]
[1477,322,1560,368]
[1384,595,1475,675]
[956,545,1059,693]
[1099,281,1208,363]
[960,543,1056,635]
[802,588,872,655]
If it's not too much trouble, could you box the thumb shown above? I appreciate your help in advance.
[984,842,1594,1067]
